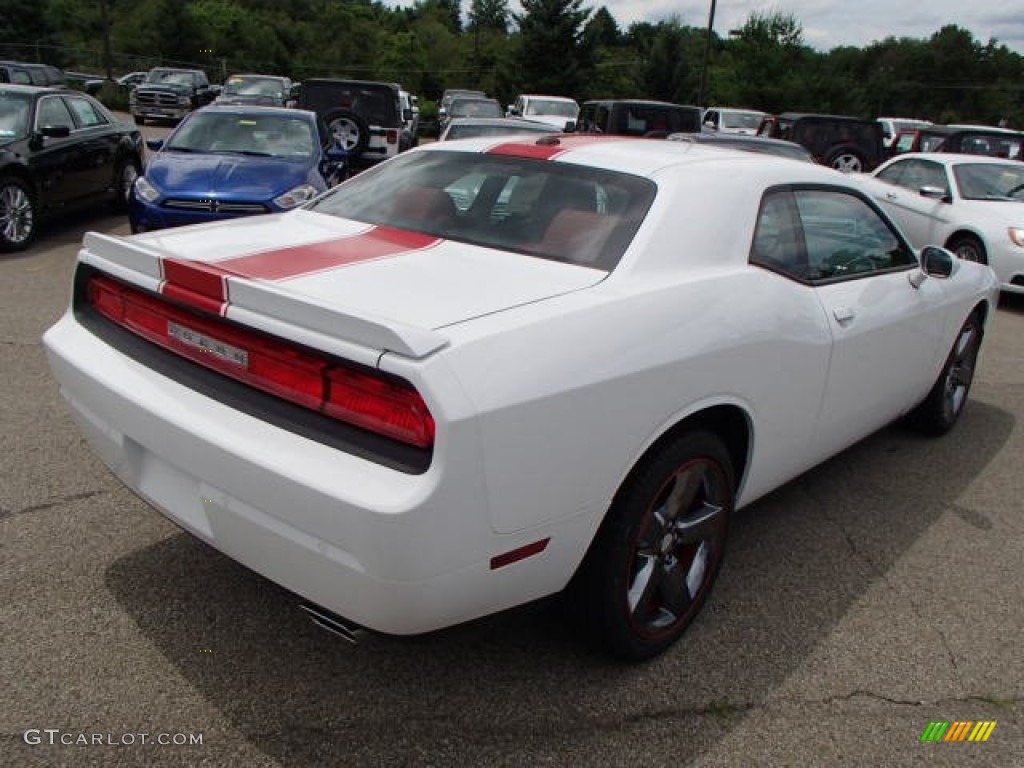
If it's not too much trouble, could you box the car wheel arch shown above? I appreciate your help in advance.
[0,164,39,200]
[607,401,752,523]
[944,230,988,264]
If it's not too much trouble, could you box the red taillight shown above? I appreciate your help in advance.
[386,129,398,145]
[87,275,435,448]
[325,366,434,447]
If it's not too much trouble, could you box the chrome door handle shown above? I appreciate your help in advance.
[833,306,855,324]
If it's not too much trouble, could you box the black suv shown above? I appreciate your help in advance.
[296,79,414,170]
[0,61,66,87]
[758,112,884,172]
[129,67,215,125]
[576,100,702,137]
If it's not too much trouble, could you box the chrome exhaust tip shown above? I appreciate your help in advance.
[298,603,364,645]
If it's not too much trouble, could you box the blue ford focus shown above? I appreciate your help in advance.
[130,105,346,232]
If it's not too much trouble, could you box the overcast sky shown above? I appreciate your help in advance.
[598,1,1024,54]
[396,1,1024,54]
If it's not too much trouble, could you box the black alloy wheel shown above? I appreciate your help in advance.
[575,430,734,661]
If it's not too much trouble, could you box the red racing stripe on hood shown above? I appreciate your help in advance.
[158,226,441,313]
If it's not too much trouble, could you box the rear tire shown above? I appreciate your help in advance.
[906,312,983,435]
[572,430,734,660]
[826,147,865,173]
[324,109,369,160]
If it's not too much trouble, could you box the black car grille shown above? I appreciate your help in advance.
[135,91,183,108]
[163,199,268,214]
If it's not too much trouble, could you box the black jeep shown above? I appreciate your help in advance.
[576,100,702,138]
[296,79,414,170]
[758,112,884,172]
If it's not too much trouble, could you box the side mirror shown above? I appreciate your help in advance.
[704,120,716,129]
[910,245,957,288]
[146,138,164,151]
[507,105,519,116]
[564,120,576,132]
[402,108,414,122]
[919,185,951,203]
[438,108,447,117]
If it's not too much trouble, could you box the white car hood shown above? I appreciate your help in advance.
[82,210,606,357]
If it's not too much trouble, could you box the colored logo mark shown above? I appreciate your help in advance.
[921,721,997,742]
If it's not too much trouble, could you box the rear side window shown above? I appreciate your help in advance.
[310,150,656,271]
[65,95,109,128]
[751,187,915,282]
[796,190,913,279]
[36,95,75,131]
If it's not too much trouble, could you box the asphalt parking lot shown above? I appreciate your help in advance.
[1,142,1022,766]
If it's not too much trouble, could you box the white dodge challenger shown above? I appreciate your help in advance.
[44,135,999,659]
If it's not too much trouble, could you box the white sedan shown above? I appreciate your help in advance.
[44,136,999,660]
[862,152,1024,294]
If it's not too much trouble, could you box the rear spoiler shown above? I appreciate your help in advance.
[79,231,449,359]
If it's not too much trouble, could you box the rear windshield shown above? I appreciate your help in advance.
[308,150,656,271]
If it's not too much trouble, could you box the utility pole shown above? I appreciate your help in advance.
[697,0,717,108]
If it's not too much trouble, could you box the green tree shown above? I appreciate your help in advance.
[468,0,509,33]
[510,0,592,96]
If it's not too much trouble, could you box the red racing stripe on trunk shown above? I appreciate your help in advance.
[161,258,229,314]
[213,226,441,281]
[486,135,626,160]
[157,226,441,314]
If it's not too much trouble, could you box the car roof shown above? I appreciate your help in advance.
[888,152,1023,166]
[226,73,289,81]
[672,132,814,158]
[919,124,1024,137]
[417,133,841,180]
[520,94,577,102]
[447,117,559,130]
[302,78,398,91]
[0,82,57,95]
[707,106,764,114]
[196,104,315,119]
[777,112,873,123]
[584,99,698,108]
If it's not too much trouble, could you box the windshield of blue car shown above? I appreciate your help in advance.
[308,149,656,271]
[222,77,285,99]
[0,89,32,142]
[952,163,1024,201]
[166,112,316,159]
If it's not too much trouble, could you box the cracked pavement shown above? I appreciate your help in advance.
[1,207,1022,767]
